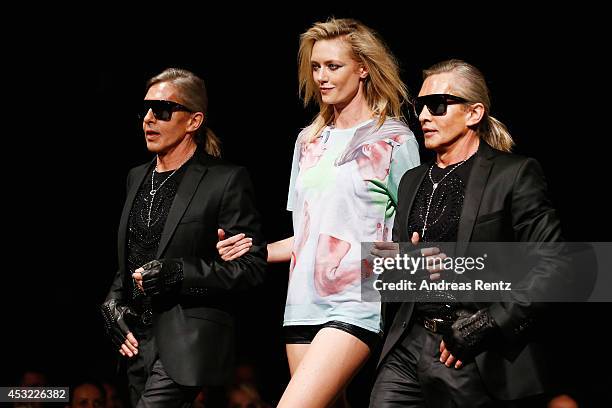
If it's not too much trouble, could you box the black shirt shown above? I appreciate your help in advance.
[126,160,189,325]
[407,156,474,243]
[408,155,475,316]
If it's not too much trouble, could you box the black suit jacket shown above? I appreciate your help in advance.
[379,141,572,400]
[105,152,267,387]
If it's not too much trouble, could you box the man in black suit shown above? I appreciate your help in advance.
[101,68,267,407]
[369,60,571,407]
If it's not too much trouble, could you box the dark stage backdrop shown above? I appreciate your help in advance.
[5,6,611,407]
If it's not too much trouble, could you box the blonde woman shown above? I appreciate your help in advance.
[218,18,420,407]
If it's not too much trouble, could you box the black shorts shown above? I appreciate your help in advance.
[284,320,381,350]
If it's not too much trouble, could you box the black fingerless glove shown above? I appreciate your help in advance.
[140,259,184,296]
[100,298,138,348]
[442,308,499,360]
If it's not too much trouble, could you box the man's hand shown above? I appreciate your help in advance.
[217,228,252,261]
[119,333,140,358]
[133,259,183,296]
[370,241,400,259]
[100,299,139,357]
[442,309,499,361]
[369,232,446,281]
[440,339,463,369]
[133,270,143,292]
[412,232,450,281]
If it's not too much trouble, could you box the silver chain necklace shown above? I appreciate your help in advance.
[421,158,470,239]
[147,153,194,227]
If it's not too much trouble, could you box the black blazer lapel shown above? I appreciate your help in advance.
[455,142,495,256]
[118,161,154,270]
[156,160,208,258]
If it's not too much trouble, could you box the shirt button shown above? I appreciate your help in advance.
[402,321,407,328]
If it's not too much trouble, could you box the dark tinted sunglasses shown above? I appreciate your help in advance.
[140,100,192,121]
[414,94,468,116]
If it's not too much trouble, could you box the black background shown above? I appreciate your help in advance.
[4,5,611,407]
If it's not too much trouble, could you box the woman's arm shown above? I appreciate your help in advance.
[267,236,293,263]
[218,232,293,263]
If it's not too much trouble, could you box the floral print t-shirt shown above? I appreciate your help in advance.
[285,118,420,334]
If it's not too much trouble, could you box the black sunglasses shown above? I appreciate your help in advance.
[140,100,192,121]
[414,94,468,116]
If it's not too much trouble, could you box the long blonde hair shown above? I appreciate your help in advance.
[298,18,409,142]
[147,68,222,157]
[423,59,514,152]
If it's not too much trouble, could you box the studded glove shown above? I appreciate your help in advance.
[100,298,138,348]
[140,259,184,296]
[442,308,499,360]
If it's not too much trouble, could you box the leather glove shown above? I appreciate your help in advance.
[100,298,138,348]
[140,259,184,296]
[442,308,499,360]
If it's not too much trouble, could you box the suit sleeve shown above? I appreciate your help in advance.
[392,169,413,245]
[385,133,420,240]
[104,170,134,302]
[105,265,126,302]
[488,158,571,342]
[171,167,268,293]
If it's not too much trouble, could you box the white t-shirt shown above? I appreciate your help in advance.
[285,118,420,333]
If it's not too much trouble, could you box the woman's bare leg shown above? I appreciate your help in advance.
[278,328,370,408]
[286,343,310,376]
